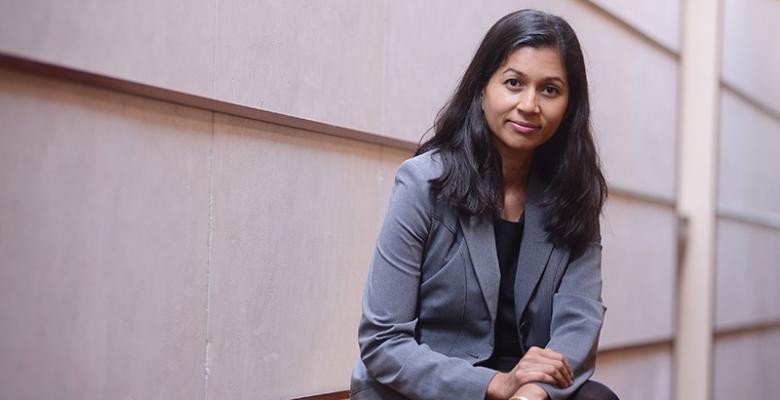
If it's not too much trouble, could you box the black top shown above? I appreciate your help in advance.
[479,214,525,372]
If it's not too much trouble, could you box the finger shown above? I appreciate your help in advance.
[543,363,571,388]
[541,348,573,384]
[522,361,569,388]
[517,348,573,386]
[540,347,566,361]
[516,369,557,386]
[549,353,572,384]
[525,354,572,385]
[525,346,544,356]
[562,358,574,383]
[515,356,573,387]
[521,348,562,365]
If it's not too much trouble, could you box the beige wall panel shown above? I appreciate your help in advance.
[0,0,215,97]
[593,344,672,400]
[207,115,402,398]
[599,196,677,348]
[381,0,536,142]
[718,89,780,215]
[714,328,780,400]
[581,24,678,200]
[214,0,386,134]
[722,0,780,114]
[0,70,211,400]
[587,0,681,51]
[715,219,780,330]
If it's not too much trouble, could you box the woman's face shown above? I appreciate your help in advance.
[482,46,569,160]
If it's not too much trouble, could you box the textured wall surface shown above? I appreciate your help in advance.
[594,344,673,400]
[0,69,212,400]
[600,197,677,349]
[588,0,680,50]
[0,0,217,97]
[721,0,780,114]
[716,219,780,330]
[714,328,780,400]
[718,90,780,216]
[0,67,410,399]
[206,115,407,398]
[714,2,780,399]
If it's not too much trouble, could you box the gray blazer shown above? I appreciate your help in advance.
[351,151,605,400]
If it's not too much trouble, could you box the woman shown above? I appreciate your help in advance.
[351,10,618,400]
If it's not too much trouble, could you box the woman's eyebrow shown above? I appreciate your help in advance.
[502,68,566,86]
[502,67,527,77]
[543,76,567,86]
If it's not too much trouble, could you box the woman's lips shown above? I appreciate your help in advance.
[508,120,541,134]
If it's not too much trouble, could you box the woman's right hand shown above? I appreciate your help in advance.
[511,346,573,388]
[486,347,573,399]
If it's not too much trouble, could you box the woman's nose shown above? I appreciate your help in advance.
[517,90,540,114]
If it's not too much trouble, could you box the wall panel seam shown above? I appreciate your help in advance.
[608,187,675,208]
[291,391,350,400]
[714,320,780,338]
[579,0,680,59]
[203,113,216,400]
[720,81,780,124]
[205,0,219,396]
[598,337,674,354]
[0,52,417,151]
[717,207,780,232]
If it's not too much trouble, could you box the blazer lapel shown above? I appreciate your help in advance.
[514,174,554,320]
[459,212,500,324]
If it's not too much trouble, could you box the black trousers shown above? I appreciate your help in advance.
[570,380,619,400]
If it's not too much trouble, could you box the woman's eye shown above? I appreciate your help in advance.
[505,79,521,88]
[542,86,561,96]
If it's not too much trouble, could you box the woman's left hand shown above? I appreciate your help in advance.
[510,383,549,400]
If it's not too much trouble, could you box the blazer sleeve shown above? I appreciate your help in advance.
[537,238,607,400]
[357,158,497,400]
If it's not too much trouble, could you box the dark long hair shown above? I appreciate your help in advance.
[416,9,607,254]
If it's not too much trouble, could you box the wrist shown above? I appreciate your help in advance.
[486,372,517,400]
[513,383,548,400]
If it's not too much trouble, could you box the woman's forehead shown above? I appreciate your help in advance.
[496,46,567,81]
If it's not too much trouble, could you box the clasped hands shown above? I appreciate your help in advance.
[486,346,574,400]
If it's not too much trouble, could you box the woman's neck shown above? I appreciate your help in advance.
[499,151,533,221]
[500,150,532,190]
